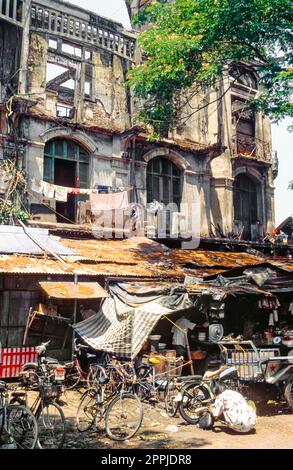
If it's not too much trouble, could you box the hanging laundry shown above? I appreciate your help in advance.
[273,309,279,322]
[90,190,129,212]
[31,178,44,195]
[70,188,80,195]
[54,185,68,202]
[43,181,55,198]
[79,188,92,195]
[268,313,274,326]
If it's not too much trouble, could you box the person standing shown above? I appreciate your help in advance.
[171,315,197,358]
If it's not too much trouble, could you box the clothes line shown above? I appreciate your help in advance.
[30,178,133,204]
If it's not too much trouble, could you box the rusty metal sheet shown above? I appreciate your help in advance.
[169,249,266,269]
[39,282,108,299]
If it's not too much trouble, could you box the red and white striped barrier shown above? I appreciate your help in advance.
[0,347,38,378]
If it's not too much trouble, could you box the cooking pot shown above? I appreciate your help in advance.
[190,350,207,360]
[282,331,293,348]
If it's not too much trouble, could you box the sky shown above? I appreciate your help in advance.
[66,0,292,226]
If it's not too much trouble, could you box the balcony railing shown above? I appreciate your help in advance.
[30,1,136,61]
[232,134,272,162]
[0,0,24,27]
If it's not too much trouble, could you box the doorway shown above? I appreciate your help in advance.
[43,139,89,223]
[233,174,259,240]
[54,159,76,223]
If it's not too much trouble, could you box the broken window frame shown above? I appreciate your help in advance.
[56,103,74,118]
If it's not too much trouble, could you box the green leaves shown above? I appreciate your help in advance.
[127,0,293,134]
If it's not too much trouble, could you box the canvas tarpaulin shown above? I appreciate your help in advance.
[72,283,192,359]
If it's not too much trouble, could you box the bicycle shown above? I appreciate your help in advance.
[76,365,143,441]
[0,381,38,449]
[178,365,239,424]
[63,342,101,390]
[11,376,66,449]
[164,374,202,417]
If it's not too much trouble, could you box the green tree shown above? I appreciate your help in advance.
[127,0,293,134]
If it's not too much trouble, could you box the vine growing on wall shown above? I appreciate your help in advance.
[0,159,28,224]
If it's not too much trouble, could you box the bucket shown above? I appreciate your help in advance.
[149,335,161,352]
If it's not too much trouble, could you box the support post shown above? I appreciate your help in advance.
[185,332,195,375]
[71,272,78,360]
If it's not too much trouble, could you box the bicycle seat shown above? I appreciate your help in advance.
[77,344,89,350]
[99,375,110,385]
[0,381,7,392]
[11,392,27,398]
[203,365,228,380]
[86,353,97,360]
[42,357,59,365]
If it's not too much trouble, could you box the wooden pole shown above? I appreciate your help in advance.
[185,332,194,375]
[71,272,78,360]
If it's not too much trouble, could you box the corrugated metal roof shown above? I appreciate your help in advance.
[0,232,291,280]
[39,282,108,299]
[0,226,75,256]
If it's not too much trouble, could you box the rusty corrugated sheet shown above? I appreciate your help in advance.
[169,249,266,268]
[0,235,291,280]
[39,282,108,299]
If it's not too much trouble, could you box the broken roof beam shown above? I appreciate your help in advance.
[46,68,76,91]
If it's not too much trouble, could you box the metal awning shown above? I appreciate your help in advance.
[39,282,108,299]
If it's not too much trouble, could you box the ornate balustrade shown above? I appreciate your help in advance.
[30,1,136,61]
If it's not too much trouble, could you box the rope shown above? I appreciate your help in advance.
[162,315,187,335]
[155,360,192,378]
[27,188,76,225]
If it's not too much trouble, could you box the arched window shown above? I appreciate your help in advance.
[44,139,89,223]
[233,174,259,240]
[146,156,182,206]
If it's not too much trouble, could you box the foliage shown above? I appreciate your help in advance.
[289,181,293,190]
[127,0,293,134]
[0,159,28,224]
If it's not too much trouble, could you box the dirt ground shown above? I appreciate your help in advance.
[60,389,293,450]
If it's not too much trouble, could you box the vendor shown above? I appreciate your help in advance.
[171,315,209,358]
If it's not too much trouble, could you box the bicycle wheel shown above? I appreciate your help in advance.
[7,405,38,449]
[76,387,101,432]
[105,392,143,441]
[284,380,293,410]
[64,365,81,390]
[179,384,211,425]
[36,401,66,449]
[164,378,179,417]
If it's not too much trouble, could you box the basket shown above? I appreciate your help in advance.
[165,357,184,377]
[40,384,58,400]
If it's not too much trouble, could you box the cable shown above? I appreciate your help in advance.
[26,188,76,225]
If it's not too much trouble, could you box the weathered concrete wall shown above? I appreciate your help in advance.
[0,0,276,238]
[0,20,21,100]
[25,32,131,132]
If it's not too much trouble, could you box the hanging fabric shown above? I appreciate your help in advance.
[43,181,55,198]
[30,178,44,195]
[54,185,68,202]
[90,190,129,212]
